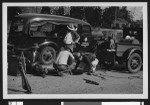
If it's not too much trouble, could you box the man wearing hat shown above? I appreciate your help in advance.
[63,23,80,52]
[53,47,75,76]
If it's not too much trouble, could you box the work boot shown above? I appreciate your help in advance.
[87,72,92,75]
[42,73,46,78]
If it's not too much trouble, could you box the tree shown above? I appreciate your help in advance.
[102,7,119,28]
[8,7,22,21]
[56,6,64,16]
[117,7,132,23]
[70,6,84,20]
[102,6,132,28]
[41,7,50,14]
[84,7,102,27]
[92,7,103,27]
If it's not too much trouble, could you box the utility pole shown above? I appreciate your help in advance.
[114,7,117,28]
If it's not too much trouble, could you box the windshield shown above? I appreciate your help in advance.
[82,25,91,34]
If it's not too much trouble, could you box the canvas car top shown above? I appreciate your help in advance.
[15,13,90,25]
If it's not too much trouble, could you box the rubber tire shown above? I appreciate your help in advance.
[40,46,56,65]
[127,53,142,73]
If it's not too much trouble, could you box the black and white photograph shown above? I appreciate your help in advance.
[2,2,148,99]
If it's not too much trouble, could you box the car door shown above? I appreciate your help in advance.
[74,25,94,52]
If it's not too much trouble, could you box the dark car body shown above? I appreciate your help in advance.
[123,27,143,44]
[97,28,143,73]
[8,13,96,65]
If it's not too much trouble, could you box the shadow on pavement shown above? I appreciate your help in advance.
[83,78,99,85]
[98,64,132,74]
[8,88,26,93]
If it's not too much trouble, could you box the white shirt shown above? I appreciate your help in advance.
[91,58,99,72]
[63,32,73,44]
[55,50,74,65]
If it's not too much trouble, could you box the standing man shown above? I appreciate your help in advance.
[63,23,80,52]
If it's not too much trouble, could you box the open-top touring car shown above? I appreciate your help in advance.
[97,27,143,73]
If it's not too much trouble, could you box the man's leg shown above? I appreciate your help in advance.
[74,60,80,69]
[57,65,68,76]
[91,58,99,73]
[82,55,92,75]
[67,62,77,75]
[53,63,58,71]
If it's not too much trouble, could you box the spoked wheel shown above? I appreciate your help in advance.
[40,46,56,65]
[127,53,142,73]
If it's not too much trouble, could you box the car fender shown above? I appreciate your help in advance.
[123,47,142,61]
[38,40,59,51]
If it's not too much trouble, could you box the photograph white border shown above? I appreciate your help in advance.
[3,2,148,99]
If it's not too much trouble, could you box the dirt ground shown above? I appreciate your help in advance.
[8,64,143,94]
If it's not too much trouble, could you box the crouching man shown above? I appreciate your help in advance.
[53,48,75,76]
[74,53,99,75]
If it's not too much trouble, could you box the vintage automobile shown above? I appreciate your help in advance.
[8,13,97,67]
[97,28,143,73]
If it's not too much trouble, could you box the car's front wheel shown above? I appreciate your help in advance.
[40,46,56,65]
[127,53,142,73]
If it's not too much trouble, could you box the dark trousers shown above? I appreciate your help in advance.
[54,64,68,71]
[53,63,72,75]
[74,55,92,74]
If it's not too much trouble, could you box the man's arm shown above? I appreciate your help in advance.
[72,31,80,43]
[54,52,61,64]
[69,52,75,60]
[67,52,75,66]
[74,60,80,70]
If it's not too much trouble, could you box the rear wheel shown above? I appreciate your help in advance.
[127,53,142,73]
[40,46,56,65]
